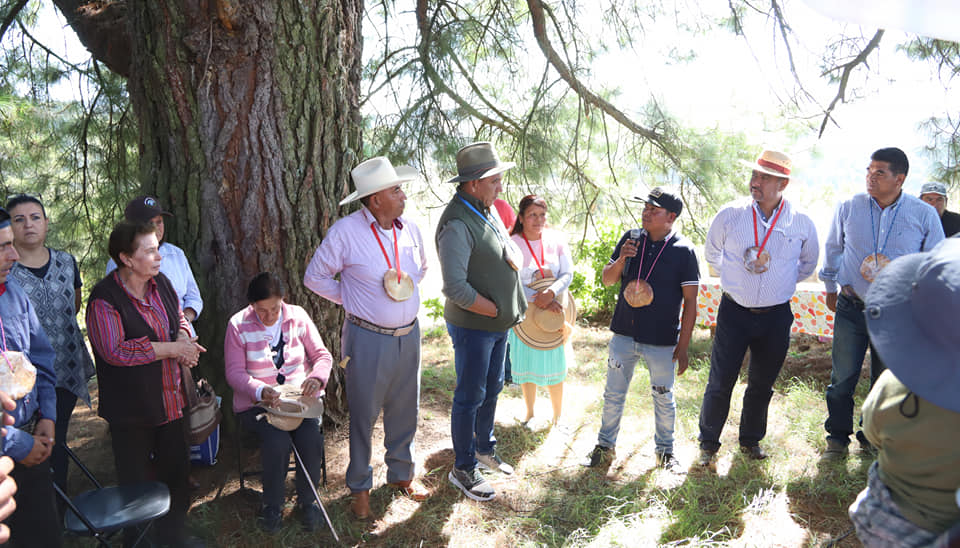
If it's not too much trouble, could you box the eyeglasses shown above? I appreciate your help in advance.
[270,334,286,385]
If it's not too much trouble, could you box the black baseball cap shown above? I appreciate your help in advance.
[635,187,682,216]
[124,195,172,223]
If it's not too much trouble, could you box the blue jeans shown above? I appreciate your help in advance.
[446,322,507,471]
[598,334,677,455]
[239,409,324,508]
[825,293,885,445]
[698,295,793,451]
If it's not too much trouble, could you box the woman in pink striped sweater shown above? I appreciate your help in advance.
[224,272,332,533]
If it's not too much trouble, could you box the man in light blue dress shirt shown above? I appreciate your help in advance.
[819,147,945,460]
[697,150,819,467]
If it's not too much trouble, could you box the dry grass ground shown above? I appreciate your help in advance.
[63,325,875,547]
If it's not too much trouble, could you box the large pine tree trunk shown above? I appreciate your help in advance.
[121,1,363,423]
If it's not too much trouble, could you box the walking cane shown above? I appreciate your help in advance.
[292,441,340,542]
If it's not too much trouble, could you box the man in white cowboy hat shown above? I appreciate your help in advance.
[581,187,699,474]
[919,181,960,237]
[819,147,944,461]
[304,156,429,519]
[848,238,960,547]
[696,149,819,467]
[436,141,526,501]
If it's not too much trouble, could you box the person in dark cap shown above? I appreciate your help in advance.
[436,141,526,501]
[919,182,960,238]
[696,149,819,467]
[581,187,699,473]
[106,196,203,327]
[848,238,960,547]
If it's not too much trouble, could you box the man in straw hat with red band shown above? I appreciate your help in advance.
[305,156,430,519]
[819,147,944,461]
[581,187,699,473]
[848,237,960,547]
[436,141,526,502]
[696,149,819,467]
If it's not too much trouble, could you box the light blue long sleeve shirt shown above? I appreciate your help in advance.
[705,197,819,307]
[819,192,945,297]
[0,278,57,462]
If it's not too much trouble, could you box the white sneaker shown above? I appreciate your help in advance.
[475,450,514,475]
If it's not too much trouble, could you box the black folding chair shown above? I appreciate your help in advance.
[53,444,171,548]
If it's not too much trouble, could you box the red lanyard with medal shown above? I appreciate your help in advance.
[745,200,785,274]
[522,234,554,281]
[371,222,413,301]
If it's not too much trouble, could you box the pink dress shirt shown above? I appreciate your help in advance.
[304,207,428,328]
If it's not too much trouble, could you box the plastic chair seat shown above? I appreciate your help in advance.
[63,481,171,537]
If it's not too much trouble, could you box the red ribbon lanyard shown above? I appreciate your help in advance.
[752,199,785,254]
[370,222,402,283]
[636,232,669,283]
[522,234,546,278]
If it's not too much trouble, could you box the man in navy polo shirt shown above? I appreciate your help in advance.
[582,187,699,473]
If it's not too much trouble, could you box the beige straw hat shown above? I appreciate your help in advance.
[512,278,576,351]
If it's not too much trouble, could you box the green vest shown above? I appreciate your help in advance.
[436,191,527,332]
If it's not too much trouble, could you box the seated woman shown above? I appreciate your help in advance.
[224,272,332,533]
[86,220,206,548]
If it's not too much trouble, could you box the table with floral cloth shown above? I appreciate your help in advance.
[696,279,835,338]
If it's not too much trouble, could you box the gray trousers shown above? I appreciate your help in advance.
[342,319,421,493]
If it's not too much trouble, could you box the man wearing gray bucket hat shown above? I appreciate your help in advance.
[305,156,430,519]
[919,181,960,238]
[436,141,526,501]
[848,238,960,547]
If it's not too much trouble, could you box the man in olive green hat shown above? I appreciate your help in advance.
[436,142,526,501]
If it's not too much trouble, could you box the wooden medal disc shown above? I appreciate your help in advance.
[383,269,414,301]
[860,253,891,283]
[624,279,654,308]
[744,246,771,274]
[0,351,37,400]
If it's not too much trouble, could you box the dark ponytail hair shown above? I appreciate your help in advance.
[510,194,548,236]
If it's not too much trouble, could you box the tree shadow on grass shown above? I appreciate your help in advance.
[658,452,776,544]
[785,451,873,547]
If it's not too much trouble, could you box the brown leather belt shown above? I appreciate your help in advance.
[347,314,416,337]
[840,286,865,310]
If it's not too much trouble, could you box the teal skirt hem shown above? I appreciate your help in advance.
[508,329,571,386]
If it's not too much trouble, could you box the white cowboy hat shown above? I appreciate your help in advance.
[445,142,516,183]
[738,149,793,179]
[512,277,577,351]
[339,156,419,206]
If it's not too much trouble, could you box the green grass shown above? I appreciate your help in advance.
[63,325,873,547]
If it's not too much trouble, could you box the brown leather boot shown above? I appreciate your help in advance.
[388,479,429,501]
[350,490,371,520]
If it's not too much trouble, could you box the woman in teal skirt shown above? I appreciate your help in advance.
[508,195,574,426]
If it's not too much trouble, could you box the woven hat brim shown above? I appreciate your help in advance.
[512,277,576,351]
[738,159,791,179]
[340,166,418,205]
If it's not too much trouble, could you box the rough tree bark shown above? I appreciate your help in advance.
[58,0,363,424]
